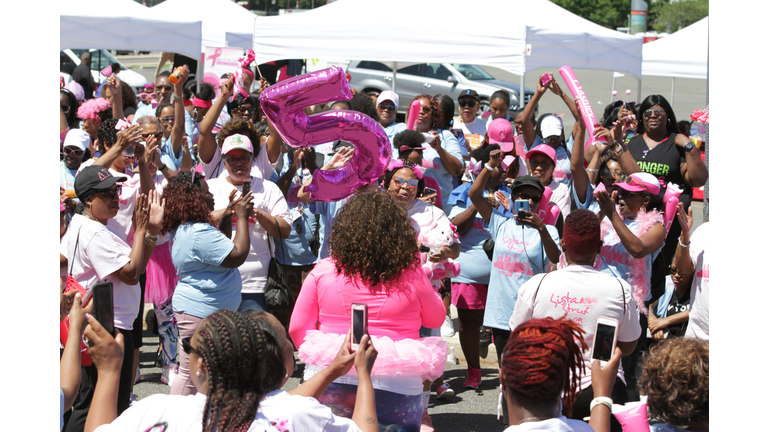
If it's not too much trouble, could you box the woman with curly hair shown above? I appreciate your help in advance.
[639,338,708,431]
[290,191,446,432]
[500,317,622,432]
[102,81,138,122]
[161,171,255,396]
[404,94,465,215]
[84,309,380,432]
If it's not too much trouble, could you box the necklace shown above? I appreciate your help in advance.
[641,132,670,156]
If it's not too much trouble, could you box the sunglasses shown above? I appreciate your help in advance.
[98,185,122,200]
[63,147,84,157]
[159,116,175,123]
[233,106,255,115]
[458,99,477,108]
[668,266,688,279]
[601,168,623,177]
[181,337,200,356]
[529,159,553,169]
[224,155,252,165]
[419,106,434,114]
[393,176,419,189]
[156,85,173,92]
[643,109,666,118]
[378,103,396,111]
[517,192,542,203]
[612,100,636,109]
[616,188,644,198]
[141,132,163,139]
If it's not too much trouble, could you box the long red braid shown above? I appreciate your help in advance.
[502,317,587,416]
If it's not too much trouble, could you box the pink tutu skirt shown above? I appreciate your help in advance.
[145,242,178,306]
[299,330,447,382]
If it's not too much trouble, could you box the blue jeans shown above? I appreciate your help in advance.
[238,293,268,312]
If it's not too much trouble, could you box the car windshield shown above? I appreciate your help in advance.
[70,49,125,72]
[451,64,494,80]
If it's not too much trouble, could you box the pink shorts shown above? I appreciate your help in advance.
[451,282,488,310]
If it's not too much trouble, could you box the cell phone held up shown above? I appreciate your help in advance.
[92,282,115,336]
[421,187,437,198]
[590,317,619,365]
[513,199,530,224]
[242,178,251,197]
[350,303,369,352]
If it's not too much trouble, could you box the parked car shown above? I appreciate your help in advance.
[60,49,148,93]
[346,61,536,118]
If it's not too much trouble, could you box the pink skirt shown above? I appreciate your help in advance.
[299,330,447,382]
[451,282,488,310]
[145,242,178,306]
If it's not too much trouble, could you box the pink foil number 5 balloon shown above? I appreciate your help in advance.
[260,66,392,201]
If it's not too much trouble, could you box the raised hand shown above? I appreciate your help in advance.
[495,190,511,211]
[147,189,165,235]
[321,146,355,171]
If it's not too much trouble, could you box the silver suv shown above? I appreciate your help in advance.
[347,61,535,118]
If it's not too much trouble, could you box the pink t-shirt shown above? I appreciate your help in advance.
[289,258,445,348]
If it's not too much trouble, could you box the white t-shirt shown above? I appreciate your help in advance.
[508,265,641,391]
[454,116,488,137]
[685,222,710,341]
[548,179,571,219]
[207,176,292,294]
[60,214,140,330]
[94,390,362,432]
[502,416,594,432]
[202,143,276,181]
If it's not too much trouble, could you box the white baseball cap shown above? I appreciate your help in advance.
[63,129,90,152]
[540,115,563,139]
[377,90,399,108]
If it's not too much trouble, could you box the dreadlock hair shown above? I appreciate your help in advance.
[97,118,120,154]
[501,317,587,416]
[159,171,213,235]
[562,209,601,261]
[383,161,425,197]
[196,310,285,432]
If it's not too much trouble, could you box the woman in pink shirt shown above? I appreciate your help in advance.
[290,191,446,432]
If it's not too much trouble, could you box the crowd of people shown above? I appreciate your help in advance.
[59,63,710,432]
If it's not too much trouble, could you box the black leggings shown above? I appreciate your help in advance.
[63,328,135,432]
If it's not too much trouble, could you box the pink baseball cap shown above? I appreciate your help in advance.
[488,118,515,152]
[614,172,661,195]
[526,144,556,165]
[221,134,253,154]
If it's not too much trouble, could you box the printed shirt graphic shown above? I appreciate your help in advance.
[483,212,559,330]
[627,133,691,200]
[596,216,662,292]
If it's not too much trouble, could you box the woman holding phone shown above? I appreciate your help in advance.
[62,166,164,432]
[290,191,446,432]
[160,171,254,396]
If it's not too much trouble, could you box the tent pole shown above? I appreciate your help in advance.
[611,74,616,103]
[392,61,397,93]
[198,52,204,93]
[704,20,709,220]
[671,77,675,107]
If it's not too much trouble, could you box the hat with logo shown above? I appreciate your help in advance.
[526,144,556,165]
[613,172,661,195]
[458,89,480,102]
[74,165,127,203]
[540,115,563,139]
[222,134,254,154]
[488,118,515,152]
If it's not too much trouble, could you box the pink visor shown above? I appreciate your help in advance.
[614,172,661,195]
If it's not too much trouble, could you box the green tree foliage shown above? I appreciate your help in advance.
[652,0,708,33]
[550,0,632,30]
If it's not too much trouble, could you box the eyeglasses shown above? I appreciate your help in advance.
[181,337,200,356]
[643,109,666,118]
[156,85,173,92]
[393,176,419,189]
[669,266,688,279]
[419,106,434,115]
[224,155,252,165]
[159,116,175,123]
[529,159,552,169]
[98,185,122,200]
[544,136,561,144]
[63,147,84,157]
[516,193,542,203]
[458,99,477,108]
[616,188,644,198]
[140,132,163,139]
[233,106,255,116]
[378,103,396,111]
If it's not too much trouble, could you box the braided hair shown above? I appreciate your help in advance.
[501,317,587,416]
[197,310,285,432]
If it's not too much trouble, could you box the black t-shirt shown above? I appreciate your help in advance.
[627,133,692,206]
[72,63,93,100]
[664,289,690,337]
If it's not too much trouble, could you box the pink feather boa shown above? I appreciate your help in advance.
[558,207,663,315]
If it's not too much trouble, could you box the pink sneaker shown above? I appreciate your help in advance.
[463,367,482,389]
[420,409,434,432]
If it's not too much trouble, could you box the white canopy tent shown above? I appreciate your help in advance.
[147,0,257,53]
[59,0,202,59]
[642,17,708,105]
[250,0,644,102]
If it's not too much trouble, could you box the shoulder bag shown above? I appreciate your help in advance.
[264,216,295,314]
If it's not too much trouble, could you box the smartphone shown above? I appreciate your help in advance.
[541,73,554,87]
[92,282,115,335]
[350,303,368,352]
[421,187,437,198]
[513,199,530,214]
[242,178,251,196]
[590,317,619,365]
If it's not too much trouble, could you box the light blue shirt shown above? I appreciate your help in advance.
[171,222,242,318]
[384,122,407,159]
[571,180,600,214]
[270,154,320,266]
[422,129,464,215]
[159,136,182,172]
[309,198,348,260]
[447,183,493,284]
[133,103,195,153]
[483,212,560,330]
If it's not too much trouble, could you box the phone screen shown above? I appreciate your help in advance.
[352,309,365,344]
[242,180,251,196]
[93,283,115,335]
[593,323,616,362]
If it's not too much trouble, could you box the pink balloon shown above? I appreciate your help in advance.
[662,183,683,238]
[534,186,553,220]
[407,99,421,130]
[559,65,606,149]
[260,66,391,202]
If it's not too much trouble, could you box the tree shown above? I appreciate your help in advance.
[550,0,632,30]
[651,0,708,33]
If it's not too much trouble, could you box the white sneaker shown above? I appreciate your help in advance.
[129,393,139,406]
[168,365,178,387]
[440,315,455,337]
[134,364,141,384]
